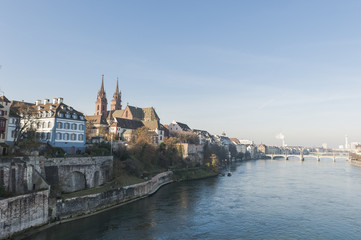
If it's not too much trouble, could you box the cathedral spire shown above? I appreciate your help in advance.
[111,77,122,111]
[115,77,119,94]
[95,74,108,116]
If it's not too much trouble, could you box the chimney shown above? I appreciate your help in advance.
[57,97,63,104]
[44,99,49,105]
[35,100,41,105]
[52,98,57,104]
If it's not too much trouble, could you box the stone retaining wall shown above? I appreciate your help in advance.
[55,171,173,219]
[0,189,49,239]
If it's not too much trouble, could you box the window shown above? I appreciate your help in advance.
[11,130,15,138]
[4,111,7,116]
[42,122,46,128]
[65,123,70,129]
[65,113,71,119]
[78,134,84,141]
[47,133,51,140]
[71,133,76,140]
[57,122,63,128]
[72,123,77,130]
[41,132,45,140]
[57,133,62,140]
[48,122,51,128]
[72,114,77,119]
[79,124,84,130]
[97,105,99,110]
[64,133,69,140]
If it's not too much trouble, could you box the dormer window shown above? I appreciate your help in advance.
[69,107,73,111]
[57,112,64,118]
[62,106,66,110]
[65,113,71,119]
[72,113,77,119]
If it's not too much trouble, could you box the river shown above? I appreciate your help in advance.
[25,158,361,239]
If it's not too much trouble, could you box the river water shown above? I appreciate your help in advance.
[26,158,361,240]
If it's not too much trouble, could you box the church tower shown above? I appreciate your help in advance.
[95,75,108,116]
[111,78,122,111]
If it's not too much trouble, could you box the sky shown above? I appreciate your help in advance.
[1,0,361,147]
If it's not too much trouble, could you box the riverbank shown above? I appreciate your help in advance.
[10,167,218,240]
[172,166,219,181]
[350,159,361,167]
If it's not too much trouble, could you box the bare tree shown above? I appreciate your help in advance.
[11,101,39,146]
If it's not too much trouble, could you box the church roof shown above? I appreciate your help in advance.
[142,120,161,131]
[112,118,144,129]
[86,115,107,125]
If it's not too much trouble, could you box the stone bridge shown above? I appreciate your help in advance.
[265,153,350,162]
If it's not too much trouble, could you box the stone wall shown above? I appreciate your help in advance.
[180,143,204,163]
[40,156,113,193]
[0,158,48,194]
[54,171,173,219]
[0,189,49,239]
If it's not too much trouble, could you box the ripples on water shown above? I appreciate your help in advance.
[27,159,361,240]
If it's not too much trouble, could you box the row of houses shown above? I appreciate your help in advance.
[0,76,259,159]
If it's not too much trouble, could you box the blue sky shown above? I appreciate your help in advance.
[1,0,361,147]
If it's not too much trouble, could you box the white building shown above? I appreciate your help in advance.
[14,98,86,154]
[168,120,191,133]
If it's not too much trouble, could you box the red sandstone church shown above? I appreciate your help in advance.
[86,75,165,144]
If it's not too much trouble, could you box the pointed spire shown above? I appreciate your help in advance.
[116,77,119,93]
[100,74,105,92]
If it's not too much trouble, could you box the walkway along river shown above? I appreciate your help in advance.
[25,158,361,240]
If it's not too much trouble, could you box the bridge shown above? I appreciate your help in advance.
[265,153,350,162]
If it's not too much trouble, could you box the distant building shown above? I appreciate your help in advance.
[168,120,191,133]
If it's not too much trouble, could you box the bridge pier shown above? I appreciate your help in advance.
[333,156,336,162]
[317,156,320,162]
[300,154,304,161]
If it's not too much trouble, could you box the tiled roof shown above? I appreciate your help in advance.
[12,100,85,120]
[86,115,107,125]
[142,120,161,131]
[113,118,144,129]
[143,107,159,121]
[112,110,125,118]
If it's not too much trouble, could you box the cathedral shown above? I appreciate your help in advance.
[86,75,165,144]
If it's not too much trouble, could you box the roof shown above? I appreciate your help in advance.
[12,100,85,121]
[0,95,10,103]
[142,107,159,121]
[112,109,125,118]
[230,138,241,144]
[142,120,161,131]
[113,118,144,129]
[176,122,191,131]
[123,105,160,121]
[86,115,107,125]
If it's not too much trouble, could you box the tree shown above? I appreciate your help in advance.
[170,132,199,144]
[229,144,238,159]
[11,101,39,146]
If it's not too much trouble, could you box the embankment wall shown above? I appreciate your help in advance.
[0,189,49,239]
[54,171,173,219]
